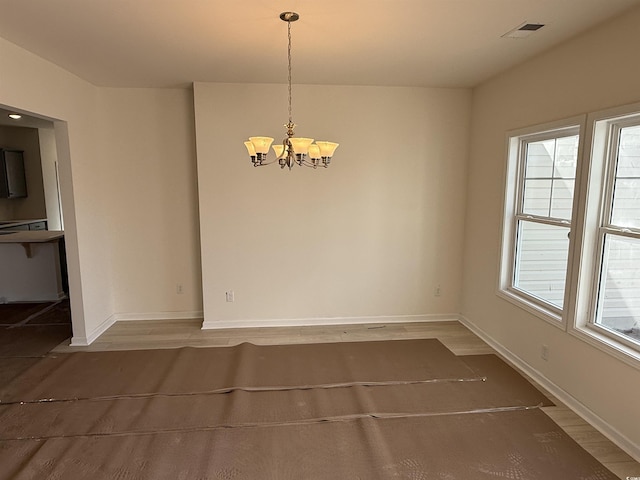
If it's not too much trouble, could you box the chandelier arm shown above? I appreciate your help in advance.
[298,157,327,169]
[255,157,280,167]
[278,138,290,160]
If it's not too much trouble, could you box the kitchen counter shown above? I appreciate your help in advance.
[0,230,64,243]
[0,230,63,258]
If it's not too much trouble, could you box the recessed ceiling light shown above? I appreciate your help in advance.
[8,114,22,120]
[502,22,545,39]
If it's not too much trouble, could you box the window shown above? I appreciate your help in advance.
[499,119,583,324]
[499,106,640,363]
[580,113,640,352]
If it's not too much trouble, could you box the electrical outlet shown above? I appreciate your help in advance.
[176,284,184,295]
[434,285,441,296]
[541,344,549,361]
[226,290,235,302]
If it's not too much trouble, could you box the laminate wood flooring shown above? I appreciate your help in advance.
[52,319,640,479]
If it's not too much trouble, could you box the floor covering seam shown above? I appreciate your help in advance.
[0,404,544,442]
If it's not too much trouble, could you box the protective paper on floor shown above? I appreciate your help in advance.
[18,300,71,326]
[0,358,41,389]
[0,339,477,403]
[0,367,550,440]
[460,354,552,403]
[1,339,617,480]
[0,302,51,326]
[0,325,72,358]
[0,300,71,361]
[0,410,618,480]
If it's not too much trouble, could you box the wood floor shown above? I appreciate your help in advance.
[53,319,640,480]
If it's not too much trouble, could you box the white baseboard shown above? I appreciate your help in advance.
[458,314,640,463]
[70,310,204,346]
[115,310,204,322]
[70,313,117,347]
[202,313,458,330]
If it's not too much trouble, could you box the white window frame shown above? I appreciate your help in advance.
[498,116,586,328]
[568,103,640,366]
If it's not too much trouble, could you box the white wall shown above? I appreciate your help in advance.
[97,88,202,319]
[0,126,46,220]
[195,83,470,327]
[0,38,204,341]
[0,36,105,342]
[462,5,640,458]
[0,35,470,338]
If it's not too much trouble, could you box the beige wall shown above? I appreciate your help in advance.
[195,83,471,327]
[0,126,46,220]
[0,36,104,341]
[97,88,202,318]
[1,35,471,335]
[462,6,640,456]
[0,38,204,339]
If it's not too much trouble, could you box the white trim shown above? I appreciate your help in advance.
[458,314,640,463]
[498,116,586,333]
[115,310,204,322]
[569,105,640,361]
[202,313,457,330]
[69,310,204,345]
[70,313,117,346]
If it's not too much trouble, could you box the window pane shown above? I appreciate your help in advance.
[525,140,555,178]
[616,125,640,176]
[554,135,579,179]
[514,220,570,308]
[596,234,640,345]
[611,126,640,229]
[550,180,575,220]
[522,135,578,220]
[523,179,551,216]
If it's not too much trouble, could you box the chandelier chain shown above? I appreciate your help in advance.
[287,19,293,124]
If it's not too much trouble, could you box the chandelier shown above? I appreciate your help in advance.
[244,12,339,170]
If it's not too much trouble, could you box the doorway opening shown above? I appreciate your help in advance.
[0,104,80,346]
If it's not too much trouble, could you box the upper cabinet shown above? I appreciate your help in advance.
[0,149,27,199]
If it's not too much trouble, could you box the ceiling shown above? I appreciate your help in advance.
[0,0,638,89]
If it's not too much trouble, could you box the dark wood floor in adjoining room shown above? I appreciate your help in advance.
[0,299,72,387]
[1,304,638,479]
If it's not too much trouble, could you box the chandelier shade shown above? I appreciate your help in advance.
[244,12,339,170]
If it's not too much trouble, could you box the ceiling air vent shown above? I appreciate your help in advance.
[502,22,545,39]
